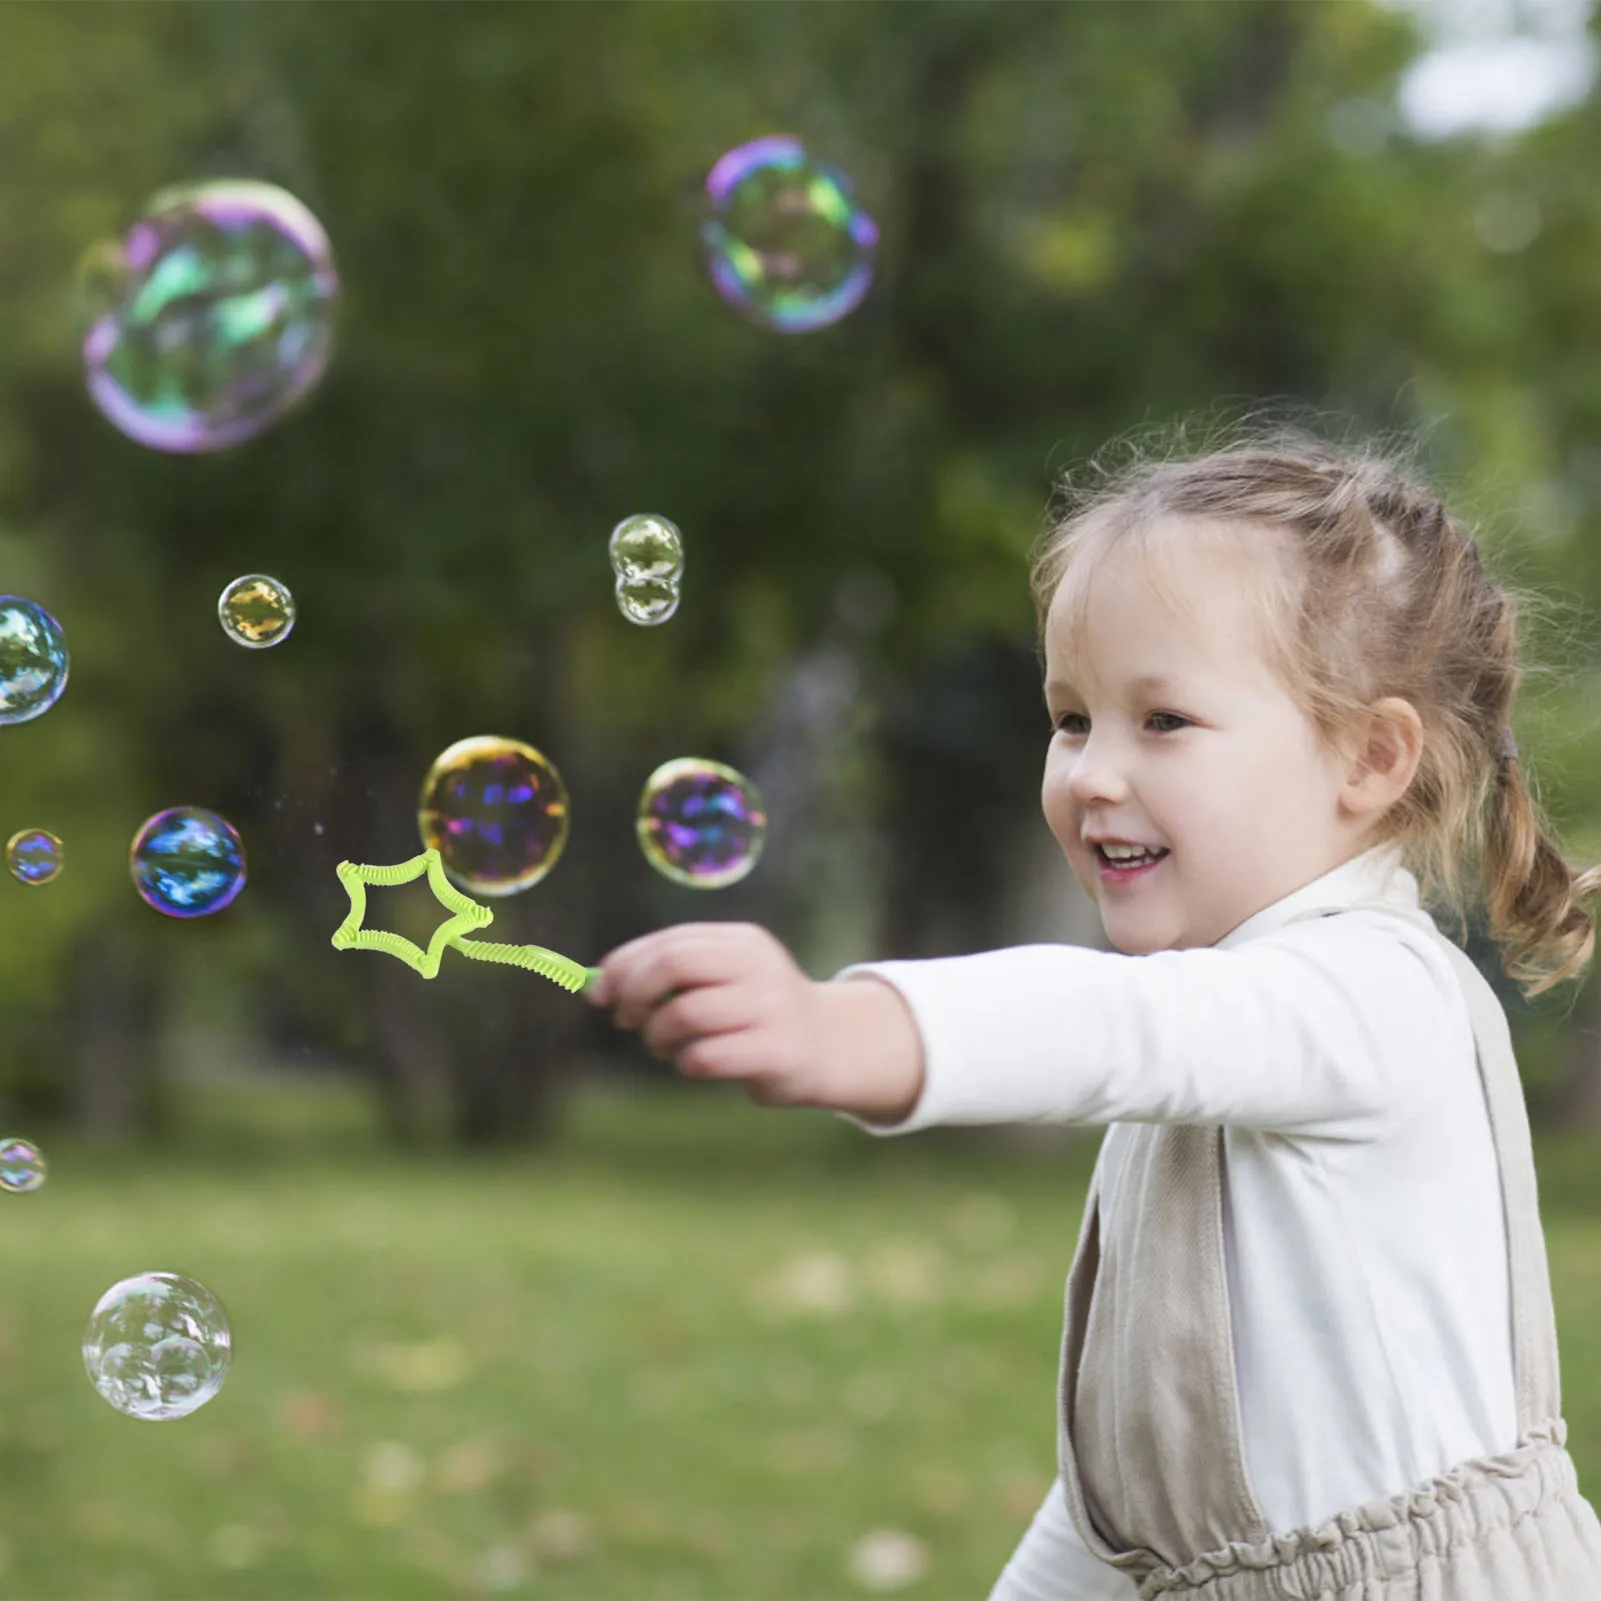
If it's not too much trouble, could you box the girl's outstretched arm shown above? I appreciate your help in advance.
[588,921,926,1122]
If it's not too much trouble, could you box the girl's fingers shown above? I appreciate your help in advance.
[676,1027,768,1082]
[605,927,767,1029]
[593,924,767,992]
[640,984,757,1061]
[585,930,676,1008]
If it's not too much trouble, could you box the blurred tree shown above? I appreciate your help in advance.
[2,0,1600,1142]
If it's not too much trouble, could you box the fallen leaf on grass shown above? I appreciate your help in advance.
[848,1529,930,1591]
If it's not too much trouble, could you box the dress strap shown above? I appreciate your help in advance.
[1419,925,1563,1431]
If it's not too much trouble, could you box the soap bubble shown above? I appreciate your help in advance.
[609,515,684,626]
[615,576,681,626]
[83,1271,231,1421]
[130,807,247,917]
[0,596,69,726]
[218,573,295,648]
[418,735,569,896]
[81,178,339,453]
[609,514,685,584]
[702,135,879,333]
[0,1137,47,1194]
[7,828,63,885]
[636,757,767,888]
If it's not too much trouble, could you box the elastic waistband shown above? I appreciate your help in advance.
[1127,1419,1576,1598]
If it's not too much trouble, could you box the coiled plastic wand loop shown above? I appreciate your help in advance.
[331,849,597,993]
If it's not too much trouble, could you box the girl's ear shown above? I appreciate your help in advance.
[1345,699,1424,810]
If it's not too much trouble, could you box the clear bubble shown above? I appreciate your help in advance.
[218,573,295,648]
[6,828,63,885]
[636,757,767,888]
[615,576,681,627]
[702,135,879,333]
[83,1271,231,1421]
[130,807,247,918]
[417,735,569,897]
[81,179,339,453]
[608,515,683,625]
[0,1137,47,1194]
[608,514,685,584]
[0,596,69,726]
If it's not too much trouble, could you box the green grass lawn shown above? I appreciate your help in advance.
[4,1075,1601,1601]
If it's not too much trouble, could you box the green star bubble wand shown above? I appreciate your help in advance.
[331,848,602,993]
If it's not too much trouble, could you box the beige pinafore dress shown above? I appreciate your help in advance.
[1055,910,1601,1600]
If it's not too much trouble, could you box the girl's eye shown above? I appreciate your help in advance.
[1053,712,1188,735]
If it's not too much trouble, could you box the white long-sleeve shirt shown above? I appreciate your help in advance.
[832,842,1518,1599]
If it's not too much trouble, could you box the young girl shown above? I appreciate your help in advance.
[586,426,1601,1600]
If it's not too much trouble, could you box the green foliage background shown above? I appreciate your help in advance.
[5,0,1601,1133]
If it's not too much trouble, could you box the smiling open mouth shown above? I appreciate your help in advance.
[1096,846,1169,881]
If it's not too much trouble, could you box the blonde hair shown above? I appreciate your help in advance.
[1029,412,1601,1003]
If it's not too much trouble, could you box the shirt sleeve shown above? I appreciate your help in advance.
[829,918,1454,1143]
[987,1478,1144,1601]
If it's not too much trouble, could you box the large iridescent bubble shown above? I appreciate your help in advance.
[83,1272,231,1421]
[81,179,339,453]
[130,807,247,918]
[701,136,879,333]
[7,829,63,885]
[636,757,767,889]
[417,735,570,897]
[0,596,69,726]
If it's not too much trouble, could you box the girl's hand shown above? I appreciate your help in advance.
[586,922,924,1121]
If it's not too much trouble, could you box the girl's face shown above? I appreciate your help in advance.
[1040,524,1409,953]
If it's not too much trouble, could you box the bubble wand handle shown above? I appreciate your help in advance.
[447,934,600,994]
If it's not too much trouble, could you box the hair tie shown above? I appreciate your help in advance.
[1497,726,1518,764]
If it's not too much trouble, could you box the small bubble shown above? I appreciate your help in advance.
[0,1137,47,1194]
[6,829,64,886]
[218,574,295,647]
[614,575,681,626]
[608,513,684,583]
